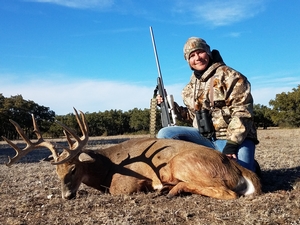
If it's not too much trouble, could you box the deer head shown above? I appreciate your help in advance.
[2,108,92,199]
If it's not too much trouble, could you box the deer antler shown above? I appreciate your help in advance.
[52,108,89,165]
[2,114,60,166]
[2,108,89,166]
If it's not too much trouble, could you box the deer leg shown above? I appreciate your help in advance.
[167,181,238,200]
[109,174,155,195]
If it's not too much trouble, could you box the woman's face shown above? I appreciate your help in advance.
[188,49,210,71]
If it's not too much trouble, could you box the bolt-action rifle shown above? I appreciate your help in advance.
[149,26,176,127]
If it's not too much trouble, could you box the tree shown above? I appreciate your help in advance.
[269,85,300,127]
[128,108,150,133]
[0,94,55,139]
[253,104,275,129]
[85,112,107,137]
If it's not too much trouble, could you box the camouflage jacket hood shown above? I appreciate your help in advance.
[177,61,258,145]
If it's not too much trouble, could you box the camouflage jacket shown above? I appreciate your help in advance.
[175,61,258,145]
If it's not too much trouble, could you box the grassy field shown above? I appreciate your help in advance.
[0,129,299,225]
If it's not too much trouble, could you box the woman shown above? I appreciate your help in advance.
[157,37,259,172]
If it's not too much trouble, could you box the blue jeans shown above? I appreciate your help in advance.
[157,126,255,171]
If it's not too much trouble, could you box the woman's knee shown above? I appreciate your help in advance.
[156,127,166,138]
[157,126,201,139]
[156,127,175,139]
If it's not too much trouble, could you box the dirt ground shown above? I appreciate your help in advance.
[0,129,299,225]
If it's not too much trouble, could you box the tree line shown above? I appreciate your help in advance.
[1,85,300,139]
[253,85,300,129]
[0,94,161,139]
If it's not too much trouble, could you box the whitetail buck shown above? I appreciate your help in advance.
[2,108,261,200]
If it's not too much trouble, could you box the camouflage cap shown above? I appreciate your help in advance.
[183,37,212,60]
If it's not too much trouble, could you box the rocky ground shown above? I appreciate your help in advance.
[0,129,299,225]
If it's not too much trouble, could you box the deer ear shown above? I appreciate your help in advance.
[78,153,95,163]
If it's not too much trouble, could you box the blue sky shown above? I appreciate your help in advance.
[1,0,300,115]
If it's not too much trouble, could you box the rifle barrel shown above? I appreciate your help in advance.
[149,26,164,86]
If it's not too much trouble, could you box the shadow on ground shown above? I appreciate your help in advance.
[261,166,300,192]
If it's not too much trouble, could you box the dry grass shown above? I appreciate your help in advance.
[0,129,299,225]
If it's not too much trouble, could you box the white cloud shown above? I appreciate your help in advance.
[25,0,114,9]
[24,0,266,27]
[252,86,292,107]
[174,0,265,26]
[1,78,155,115]
[251,71,300,89]
[226,32,242,38]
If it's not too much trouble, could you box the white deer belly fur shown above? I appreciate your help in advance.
[153,184,164,190]
[242,177,256,195]
[235,177,256,196]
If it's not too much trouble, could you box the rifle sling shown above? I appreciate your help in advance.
[209,75,215,108]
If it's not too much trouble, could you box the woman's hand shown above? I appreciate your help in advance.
[226,154,237,161]
[156,94,163,105]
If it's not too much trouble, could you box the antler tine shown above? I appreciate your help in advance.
[31,113,42,139]
[52,108,89,165]
[63,130,75,148]
[1,136,24,166]
[2,118,37,166]
[73,107,89,138]
[30,114,60,161]
[10,119,33,145]
[55,108,87,144]
[2,115,60,166]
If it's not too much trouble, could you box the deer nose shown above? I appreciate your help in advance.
[62,190,76,200]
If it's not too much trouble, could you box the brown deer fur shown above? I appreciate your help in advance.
[160,148,262,199]
[46,138,261,200]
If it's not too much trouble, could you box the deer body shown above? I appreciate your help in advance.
[2,108,261,200]
[57,138,198,198]
[55,137,261,200]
